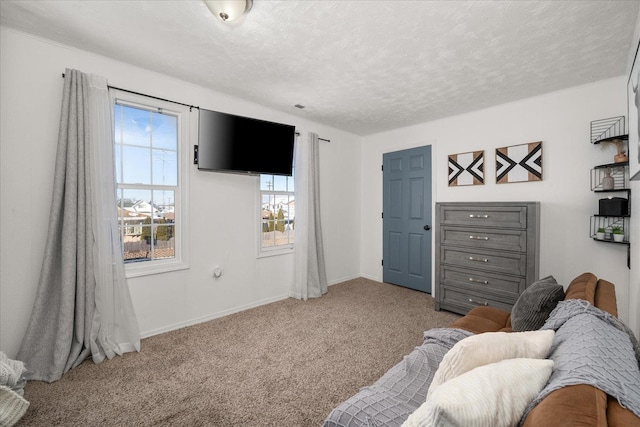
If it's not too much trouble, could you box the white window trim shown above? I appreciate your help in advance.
[256,176,294,259]
[112,90,192,277]
[257,245,294,259]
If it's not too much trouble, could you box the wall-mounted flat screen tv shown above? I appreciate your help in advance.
[197,109,295,176]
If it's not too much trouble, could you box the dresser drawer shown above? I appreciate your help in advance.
[440,266,525,297]
[440,286,515,315]
[439,205,528,229]
[441,226,527,252]
[440,247,526,276]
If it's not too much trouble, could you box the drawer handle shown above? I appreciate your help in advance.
[469,235,489,240]
[469,214,489,219]
[469,298,489,306]
[469,278,489,284]
[468,256,488,263]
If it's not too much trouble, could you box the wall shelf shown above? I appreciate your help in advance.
[590,163,629,191]
[589,156,631,269]
[590,216,630,241]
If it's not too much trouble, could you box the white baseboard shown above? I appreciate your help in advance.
[327,273,362,286]
[141,275,368,340]
[360,273,382,282]
[140,293,290,339]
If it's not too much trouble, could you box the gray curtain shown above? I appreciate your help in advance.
[17,69,139,382]
[291,132,327,300]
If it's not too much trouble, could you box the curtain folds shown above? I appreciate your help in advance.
[17,69,140,382]
[291,132,328,300]
[88,75,140,363]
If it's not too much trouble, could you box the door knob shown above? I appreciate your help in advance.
[423,225,431,231]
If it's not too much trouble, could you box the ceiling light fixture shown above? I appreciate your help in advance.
[204,0,253,22]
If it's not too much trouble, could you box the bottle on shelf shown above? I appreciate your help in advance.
[601,168,614,190]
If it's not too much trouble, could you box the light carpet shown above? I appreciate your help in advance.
[18,278,460,426]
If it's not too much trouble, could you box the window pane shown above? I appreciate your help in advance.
[122,228,151,262]
[122,189,152,216]
[152,149,177,186]
[153,190,175,220]
[118,190,151,262]
[274,194,288,215]
[121,106,151,148]
[286,195,295,223]
[262,230,276,248]
[154,224,175,260]
[122,189,152,204]
[260,174,274,191]
[262,194,275,220]
[152,112,177,150]
[273,175,288,191]
[122,146,151,185]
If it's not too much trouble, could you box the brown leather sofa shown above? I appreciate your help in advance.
[450,272,640,427]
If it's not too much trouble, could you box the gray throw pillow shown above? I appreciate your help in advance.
[511,276,565,332]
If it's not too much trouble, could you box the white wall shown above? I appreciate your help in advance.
[360,77,638,335]
[0,28,362,358]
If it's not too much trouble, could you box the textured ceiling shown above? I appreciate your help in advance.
[1,1,639,136]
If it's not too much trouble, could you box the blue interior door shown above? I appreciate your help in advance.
[383,145,432,293]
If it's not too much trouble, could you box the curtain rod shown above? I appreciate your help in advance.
[62,72,198,111]
[62,72,329,141]
[295,132,330,143]
[109,85,199,111]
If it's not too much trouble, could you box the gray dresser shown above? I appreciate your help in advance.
[434,202,540,315]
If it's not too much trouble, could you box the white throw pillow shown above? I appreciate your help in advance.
[403,358,554,427]
[427,329,554,397]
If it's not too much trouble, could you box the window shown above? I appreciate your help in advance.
[259,172,294,255]
[114,92,190,276]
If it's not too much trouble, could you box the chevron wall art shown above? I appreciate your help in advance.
[496,141,543,184]
[448,150,484,186]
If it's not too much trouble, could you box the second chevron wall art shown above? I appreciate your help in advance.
[496,141,543,184]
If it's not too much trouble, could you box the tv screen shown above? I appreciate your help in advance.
[197,109,295,176]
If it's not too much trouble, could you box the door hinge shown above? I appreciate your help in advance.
[193,145,199,164]
[381,212,384,218]
[381,259,384,266]
[381,164,383,171]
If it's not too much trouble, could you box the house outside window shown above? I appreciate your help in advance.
[259,172,294,255]
[114,92,190,276]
